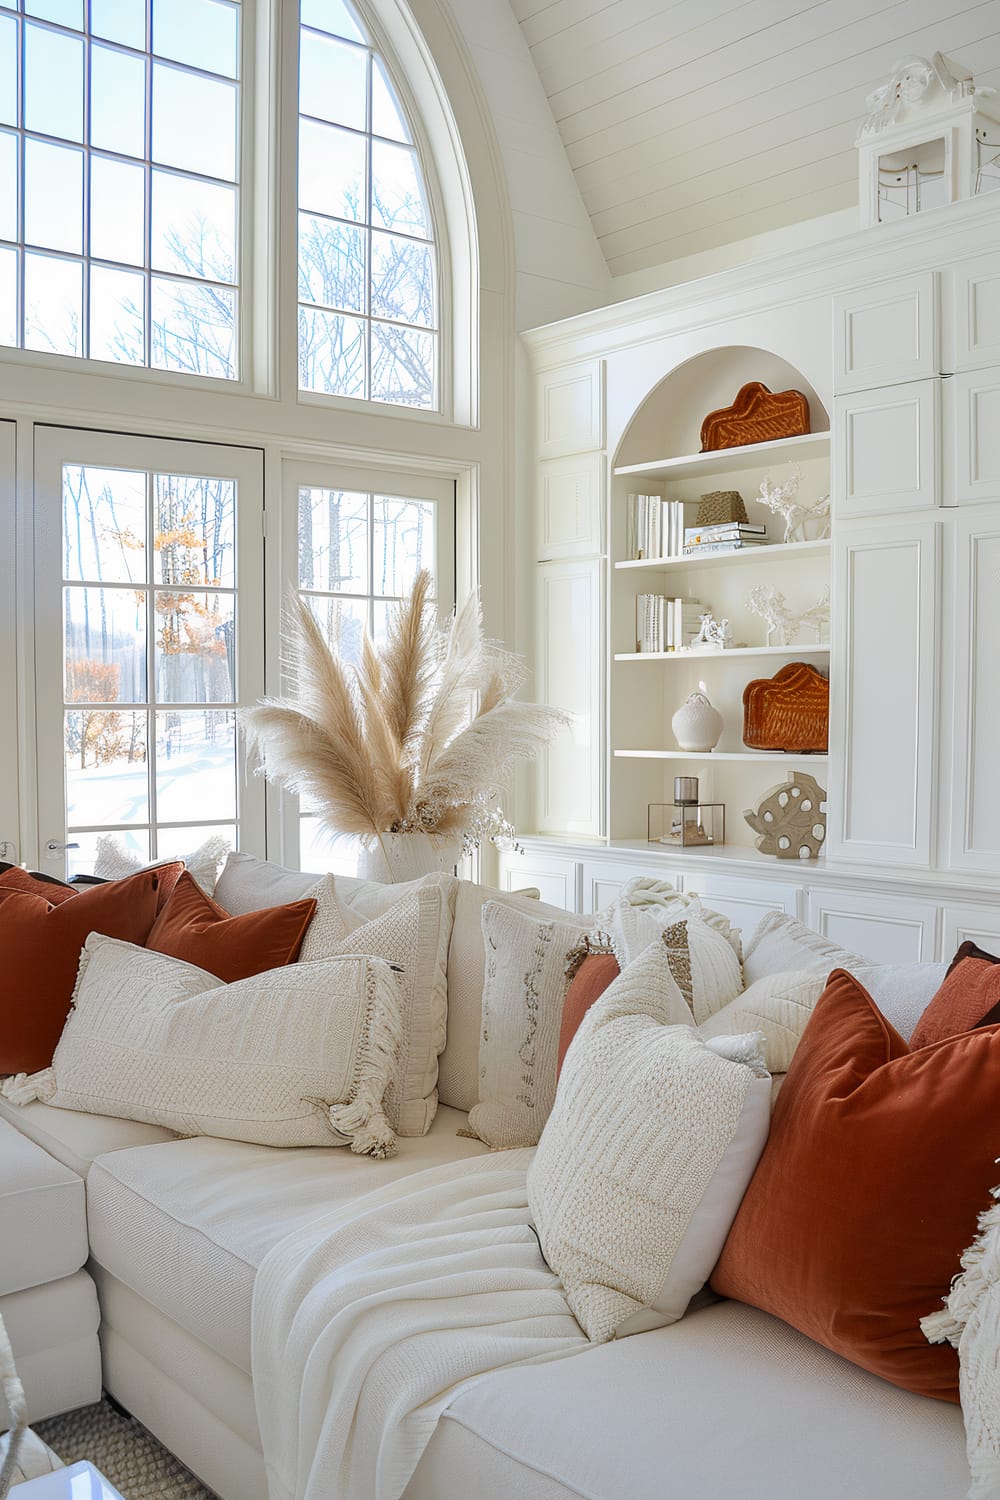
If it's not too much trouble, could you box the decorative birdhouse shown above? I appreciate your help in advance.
[856,52,1000,227]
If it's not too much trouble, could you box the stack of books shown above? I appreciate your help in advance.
[683,522,768,556]
[627,494,686,559]
[635,594,706,654]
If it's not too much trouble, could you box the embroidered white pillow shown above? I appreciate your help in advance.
[698,970,827,1074]
[299,875,453,1137]
[466,901,591,1149]
[608,900,744,1025]
[3,934,402,1157]
[528,941,771,1344]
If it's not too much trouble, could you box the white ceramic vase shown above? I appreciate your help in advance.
[671,689,723,752]
[356,831,464,884]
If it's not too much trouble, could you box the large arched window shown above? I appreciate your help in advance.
[297,0,438,408]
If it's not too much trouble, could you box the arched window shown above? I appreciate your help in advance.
[297,0,438,409]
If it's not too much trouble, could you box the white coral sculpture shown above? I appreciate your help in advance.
[241,571,569,862]
[745,584,796,647]
[757,464,831,543]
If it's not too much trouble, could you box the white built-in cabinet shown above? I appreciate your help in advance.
[519,198,1000,965]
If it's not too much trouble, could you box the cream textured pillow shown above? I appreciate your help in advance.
[466,900,591,1149]
[697,970,827,1074]
[608,900,744,1025]
[528,941,771,1344]
[3,934,403,1157]
[742,910,868,987]
[94,833,230,895]
[300,875,453,1137]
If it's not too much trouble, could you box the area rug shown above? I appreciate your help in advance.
[34,1399,216,1500]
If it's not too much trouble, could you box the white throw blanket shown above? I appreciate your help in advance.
[252,1151,588,1500]
[923,1186,1000,1499]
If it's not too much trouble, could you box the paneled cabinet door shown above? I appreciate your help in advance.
[833,273,938,393]
[677,873,801,940]
[952,253,1000,370]
[954,369,1000,504]
[805,889,940,964]
[536,558,605,838]
[949,510,1000,873]
[536,359,605,459]
[835,380,940,516]
[828,521,940,868]
[536,453,605,560]
[943,906,1000,961]
[497,849,581,912]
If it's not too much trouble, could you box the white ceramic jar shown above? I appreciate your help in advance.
[671,689,723,752]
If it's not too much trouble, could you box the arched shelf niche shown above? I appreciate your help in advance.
[614,345,829,469]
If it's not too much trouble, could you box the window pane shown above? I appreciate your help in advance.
[298,488,368,593]
[89,264,145,364]
[154,588,234,702]
[90,45,145,159]
[303,592,366,668]
[371,140,428,237]
[152,171,236,284]
[91,0,146,49]
[152,65,237,180]
[298,306,365,396]
[299,119,365,222]
[0,16,17,128]
[155,709,236,823]
[300,0,364,44]
[371,322,433,408]
[156,821,235,859]
[25,139,83,253]
[25,0,83,26]
[153,0,238,79]
[64,586,147,703]
[154,474,235,588]
[0,130,16,242]
[24,24,84,141]
[299,30,365,130]
[371,231,433,326]
[62,464,147,582]
[91,156,145,265]
[151,276,236,379]
[0,246,17,346]
[25,252,82,355]
[372,57,410,143]
[65,709,149,824]
[373,496,434,597]
[298,213,364,312]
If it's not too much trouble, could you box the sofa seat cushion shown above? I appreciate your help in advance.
[0,1116,88,1294]
[407,1300,968,1500]
[0,1096,177,1177]
[85,1105,489,1372]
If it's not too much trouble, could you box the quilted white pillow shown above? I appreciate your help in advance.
[697,970,827,1074]
[742,910,868,987]
[466,900,592,1149]
[528,941,771,1344]
[608,900,744,1025]
[2,934,403,1157]
[300,875,453,1137]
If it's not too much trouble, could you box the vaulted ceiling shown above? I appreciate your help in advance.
[509,0,1000,279]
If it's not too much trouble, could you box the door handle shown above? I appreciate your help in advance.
[45,840,80,856]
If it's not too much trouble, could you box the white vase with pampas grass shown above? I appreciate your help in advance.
[241,571,568,882]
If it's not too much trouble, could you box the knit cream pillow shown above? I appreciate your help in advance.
[3,933,403,1157]
[528,940,771,1343]
[466,901,592,1150]
[608,900,744,1025]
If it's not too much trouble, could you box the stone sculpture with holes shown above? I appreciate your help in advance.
[743,771,827,859]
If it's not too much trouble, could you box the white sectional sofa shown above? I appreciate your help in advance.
[0,870,973,1500]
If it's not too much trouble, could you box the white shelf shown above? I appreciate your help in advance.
[614,748,829,763]
[615,539,830,573]
[615,644,830,662]
[614,431,830,481]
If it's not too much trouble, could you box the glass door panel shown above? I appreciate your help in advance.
[34,428,264,875]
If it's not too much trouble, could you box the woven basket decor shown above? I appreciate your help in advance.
[696,490,749,526]
[742,661,829,753]
[700,382,810,452]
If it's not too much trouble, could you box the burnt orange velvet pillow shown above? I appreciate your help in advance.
[0,865,180,1074]
[711,967,1000,1403]
[557,952,620,1077]
[0,865,78,906]
[910,949,1000,1048]
[144,870,316,982]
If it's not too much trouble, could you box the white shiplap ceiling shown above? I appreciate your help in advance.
[508,0,1000,279]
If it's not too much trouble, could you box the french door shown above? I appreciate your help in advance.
[34,428,265,877]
